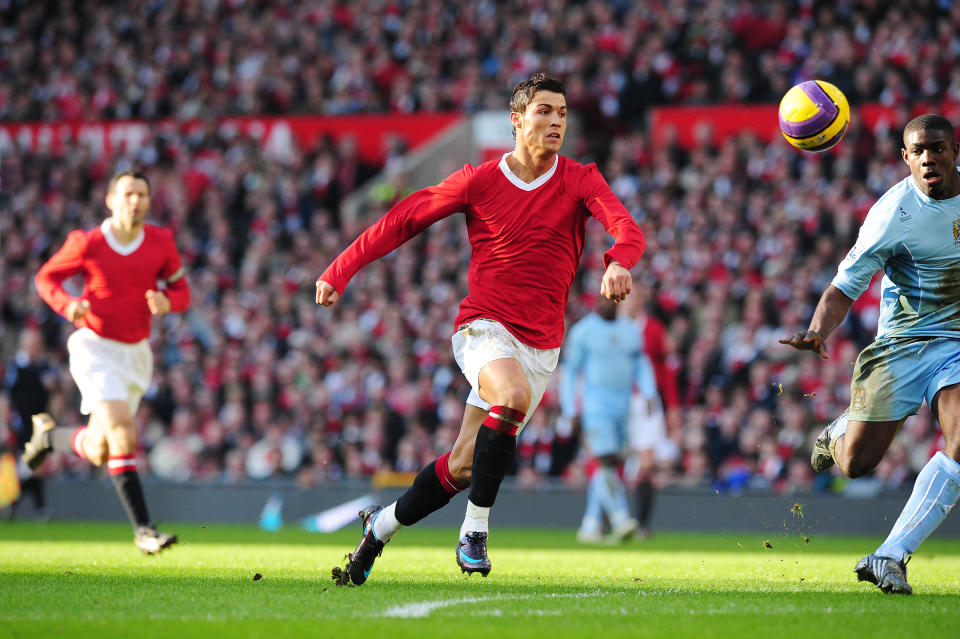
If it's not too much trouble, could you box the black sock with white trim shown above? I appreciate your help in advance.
[109,455,151,527]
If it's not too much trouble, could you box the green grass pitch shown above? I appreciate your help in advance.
[2,520,959,638]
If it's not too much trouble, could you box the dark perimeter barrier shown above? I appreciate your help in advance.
[5,478,960,538]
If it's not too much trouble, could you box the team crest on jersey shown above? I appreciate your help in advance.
[899,206,911,222]
[852,386,866,411]
[954,218,960,245]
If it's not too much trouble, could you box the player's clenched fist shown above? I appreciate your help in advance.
[600,262,632,303]
[65,299,91,321]
[316,280,339,307]
[145,290,171,315]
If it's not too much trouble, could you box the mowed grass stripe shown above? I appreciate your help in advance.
[1,522,959,638]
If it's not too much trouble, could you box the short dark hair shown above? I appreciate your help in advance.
[903,114,955,146]
[108,170,151,194]
[509,72,565,115]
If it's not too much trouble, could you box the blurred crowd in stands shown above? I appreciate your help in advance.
[1,0,956,495]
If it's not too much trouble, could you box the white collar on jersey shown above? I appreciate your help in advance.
[101,219,145,255]
[498,152,559,191]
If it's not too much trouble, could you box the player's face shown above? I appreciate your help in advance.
[514,91,566,155]
[902,128,960,200]
[106,176,151,232]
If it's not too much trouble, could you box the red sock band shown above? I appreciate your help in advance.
[108,455,137,475]
[482,405,525,436]
[435,451,466,495]
[71,427,88,459]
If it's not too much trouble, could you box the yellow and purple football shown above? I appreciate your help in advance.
[779,80,850,152]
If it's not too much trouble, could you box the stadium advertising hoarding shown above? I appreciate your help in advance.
[649,103,945,149]
[0,113,463,164]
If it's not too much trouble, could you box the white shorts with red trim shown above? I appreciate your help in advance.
[451,318,559,434]
[627,393,667,452]
[67,328,152,415]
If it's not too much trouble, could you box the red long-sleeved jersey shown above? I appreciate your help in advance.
[320,154,646,349]
[638,312,680,410]
[35,221,190,344]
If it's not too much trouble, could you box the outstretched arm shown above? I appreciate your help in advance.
[316,167,471,306]
[581,165,646,275]
[779,285,854,359]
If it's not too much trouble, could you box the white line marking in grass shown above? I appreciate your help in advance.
[378,591,605,619]
[380,596,502,618]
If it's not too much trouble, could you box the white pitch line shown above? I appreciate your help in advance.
[380,596,504,618]
[377,591,605,619]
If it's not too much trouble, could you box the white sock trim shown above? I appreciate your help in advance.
[372,502,403,542]
[460,499,490,538]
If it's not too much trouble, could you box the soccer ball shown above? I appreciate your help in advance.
[778,80,850,152]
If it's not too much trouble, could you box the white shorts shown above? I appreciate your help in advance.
[627,393,667,452]
[67,328,152,415]
[451,319,559,433]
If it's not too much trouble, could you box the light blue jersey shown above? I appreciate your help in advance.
[833,174,960,339]
[560,313,657,420]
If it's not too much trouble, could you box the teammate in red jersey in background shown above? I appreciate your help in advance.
[25,170,190,554]
[317,72,646,585]
[626,279,681,538]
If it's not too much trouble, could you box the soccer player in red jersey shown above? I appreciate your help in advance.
[626,280,681,539]
[317,73,646,585]
[24,170,190,554]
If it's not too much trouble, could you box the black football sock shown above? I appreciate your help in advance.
[637,478,655,528]
[395,452,465,526]
[108,456,151,528]
[21,476,46,511]
[468,406,524,508]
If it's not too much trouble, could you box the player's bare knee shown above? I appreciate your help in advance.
[494,386,531,414]
[842,456,878,479]
[87,442,109,466]
[597,454,620,468]
[107,420,138,453]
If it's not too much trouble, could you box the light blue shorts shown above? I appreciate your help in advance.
[582,413,628,458]
[849,336,960,422]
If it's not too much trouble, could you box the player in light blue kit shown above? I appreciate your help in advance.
[781,114,960,595]
[560,295,658,543]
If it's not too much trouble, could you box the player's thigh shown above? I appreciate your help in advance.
[840,418,904,475]
[932,383,960,459]
[477,357,531,408]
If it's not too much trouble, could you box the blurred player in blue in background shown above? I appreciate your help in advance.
[781,114,960,595]
[560,295,658,543]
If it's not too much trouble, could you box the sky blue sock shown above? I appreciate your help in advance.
[581,472,605,532]
[876,451,960,561]
[603,467,633,526]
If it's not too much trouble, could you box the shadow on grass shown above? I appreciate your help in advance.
[3,521,960,557]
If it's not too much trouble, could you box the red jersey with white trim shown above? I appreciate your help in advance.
[320,154,646,348]
[638,312,680,410]
[35,221,190,344]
